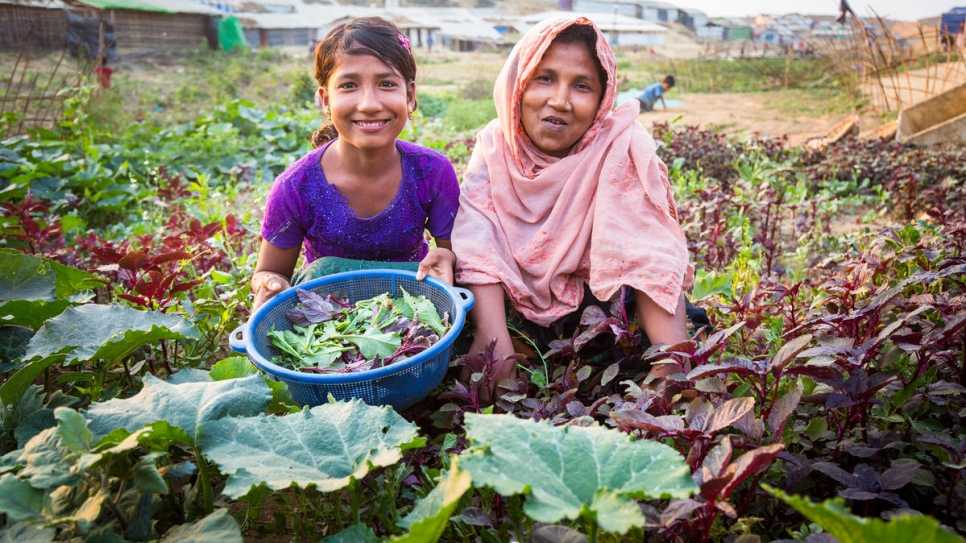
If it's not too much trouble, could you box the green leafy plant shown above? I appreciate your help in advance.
[766,485,963,543]
[460,413,697,541]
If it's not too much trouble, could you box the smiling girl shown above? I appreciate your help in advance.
[251,18,459,309]
[452,17,699,382]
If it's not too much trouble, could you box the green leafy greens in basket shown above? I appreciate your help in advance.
[267,287,450,373]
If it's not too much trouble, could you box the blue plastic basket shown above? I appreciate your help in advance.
[229,270,474,411]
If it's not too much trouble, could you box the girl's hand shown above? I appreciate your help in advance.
[416,247,456,284]
[252,271,291,310]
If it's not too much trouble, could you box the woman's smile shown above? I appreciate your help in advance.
[520,41,603,158]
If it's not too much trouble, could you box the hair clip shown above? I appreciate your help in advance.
[397,32,411,54]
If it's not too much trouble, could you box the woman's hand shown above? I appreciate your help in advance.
[252,271,291,310]
[416,247,456,284]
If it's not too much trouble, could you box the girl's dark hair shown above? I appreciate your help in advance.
[551,23,608,94]
[311,17,417,148]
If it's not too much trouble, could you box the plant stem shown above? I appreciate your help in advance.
[350,476,361,525]
[82,472,128,535]
[194,446,214,514]
[589,520,599,543]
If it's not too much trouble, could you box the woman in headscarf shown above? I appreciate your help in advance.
[451,16,696,381]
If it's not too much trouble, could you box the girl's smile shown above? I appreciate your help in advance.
[319,53,415,154]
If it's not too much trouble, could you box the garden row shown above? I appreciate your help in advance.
[0,96,964,542]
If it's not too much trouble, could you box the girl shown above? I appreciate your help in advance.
[252,17,459,309]
[451,17,698,381]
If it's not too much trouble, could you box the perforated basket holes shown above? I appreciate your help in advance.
[250,274,459,381]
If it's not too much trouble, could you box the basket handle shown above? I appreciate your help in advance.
[228,324,249,354]
[452,286,475,312]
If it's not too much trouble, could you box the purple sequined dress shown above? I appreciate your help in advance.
[261,139,459,263]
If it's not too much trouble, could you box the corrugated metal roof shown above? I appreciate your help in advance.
[69,0,222,15]
[641,1,678,10]
[521,11,668,33]
[237,5,501,40]
[0,0,68,8]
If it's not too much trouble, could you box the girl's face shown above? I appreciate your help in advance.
[319,53,415,154]
[520,40,603,158]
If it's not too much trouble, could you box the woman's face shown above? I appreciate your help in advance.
[520,40,603,158]
[319,53,415,154]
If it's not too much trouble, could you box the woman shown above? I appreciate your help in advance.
[451,17,695,380]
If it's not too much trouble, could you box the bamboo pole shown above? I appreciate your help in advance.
[0,21,36,119]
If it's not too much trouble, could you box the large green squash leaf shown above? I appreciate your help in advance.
[0,522,56,543]
[209,356,258,380]
[320,524,381,543]
[766,485,963,543]
[0,473,45,522]
[85,374,272,445]
[157,509,243,543]
[16,427,81,489]
[200,400,425,498]
[460,414,697,534]
[0,357,61,410]
[0,300,71,331]
[395,458,472,543]
[0,250,102,303]
[25,304,199,365]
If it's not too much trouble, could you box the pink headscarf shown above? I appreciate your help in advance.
[452,16,693,326]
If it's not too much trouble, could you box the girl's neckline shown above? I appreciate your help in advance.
[314,139,405,221]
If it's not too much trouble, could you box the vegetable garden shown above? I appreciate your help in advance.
[1,50,965,543]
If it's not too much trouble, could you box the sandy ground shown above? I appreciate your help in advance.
[862,64,966,110]
[635,92,856,147]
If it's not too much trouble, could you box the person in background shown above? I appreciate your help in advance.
[452,17,703,385]
[251,17,459,309]
[637,74,674,112]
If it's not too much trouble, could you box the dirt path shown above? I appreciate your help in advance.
[636,92,858,147]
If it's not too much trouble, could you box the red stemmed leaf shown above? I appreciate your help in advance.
[767,387,803,435]
[937,313,966,341]
[685,396,713,431]
[686,357,766,381]
[117,293,150,308]
[704,397,755,434]
[579,305,607,327]
[767,334,812,375]
[694,321,745,358]
[170,279,203,294]
[783,364,839,380]
[611,409,685,435]
[699,464,735,501]
[574,316,622,351]
[660,499,704,528]
[812,462,859,487]
[118,249,148,271]
[702,435,734,477]
[877,460,921,491]
[134,270,164,298]
[599,362,621,386]
[149,250,193,267]
[719,443,784,500]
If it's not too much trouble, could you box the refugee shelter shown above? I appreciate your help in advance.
[0,0,68,51]
[520,10,668,47]
[235,4,499,52]
[0,0,222,53]
[641,1,678,23]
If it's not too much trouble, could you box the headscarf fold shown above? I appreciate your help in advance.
[452,16,693,326]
